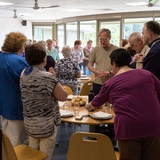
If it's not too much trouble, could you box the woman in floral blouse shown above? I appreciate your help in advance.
[55,45,81,95]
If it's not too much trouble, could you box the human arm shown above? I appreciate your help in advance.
[53,82,68,101]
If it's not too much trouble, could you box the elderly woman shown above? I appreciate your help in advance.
[87,48,160,160]
[0,32,28,147]
[54,45,81,95]
[20,43,68,160]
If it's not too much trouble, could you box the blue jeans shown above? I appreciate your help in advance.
[83,65,92,76]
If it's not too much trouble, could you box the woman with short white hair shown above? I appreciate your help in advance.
[55,45,81,95]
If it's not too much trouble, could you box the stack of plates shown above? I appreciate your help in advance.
[89,111,112,120]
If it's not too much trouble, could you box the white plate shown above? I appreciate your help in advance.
[67,95,88,99]
[81,75,87,78]
[60,110,73,118]
[58,101,65,107]
[89,111,112,120]
[80,77,90,80]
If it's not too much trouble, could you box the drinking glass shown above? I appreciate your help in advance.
[74,103,79,116]
[63,101,69,110]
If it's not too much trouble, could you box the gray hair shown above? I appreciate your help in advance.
[129,32,141,40]
[62,45,71,57]
[97,28,111,38]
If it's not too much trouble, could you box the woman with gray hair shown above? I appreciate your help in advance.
[55,45,81,95]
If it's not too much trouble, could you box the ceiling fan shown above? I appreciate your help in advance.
[32,0,60,10]
[148,0,160,7]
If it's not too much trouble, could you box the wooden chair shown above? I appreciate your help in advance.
[63,85,73,95]
[90,73,95,81]
[67,132,119,160]
[79,80,93,96]
[2,130,48,160]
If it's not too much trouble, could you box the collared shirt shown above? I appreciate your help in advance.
[136,45,150,69]
[46,48,60,61]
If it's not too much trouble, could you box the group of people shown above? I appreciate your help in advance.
[86,20,160,160]
[0,20,160,160]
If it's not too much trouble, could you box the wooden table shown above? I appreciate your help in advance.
[61,102,114,132]
[78,76,92,84]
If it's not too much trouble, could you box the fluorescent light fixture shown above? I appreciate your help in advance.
[0,1,13,6]
[20,13,35,16]
[64,9,83,12]
[126,2,148,6]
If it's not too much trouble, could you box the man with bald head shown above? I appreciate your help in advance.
[128,32,150,69]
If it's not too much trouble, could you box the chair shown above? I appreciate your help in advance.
[2,130,48,160]
[67,132,119,160]
[90,73,95,81]
[79,80,93,96]
[63,85,73,95]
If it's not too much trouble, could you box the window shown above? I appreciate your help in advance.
[100,21,120,47]
[80,20,96,47]
[34,26,52,41]
[57,24,64,51]
[66,22,77,47]
[123,18,152,39]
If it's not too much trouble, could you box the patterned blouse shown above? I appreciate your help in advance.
[71,47,84,64]
[20,66,61,138]
[54,57,80,85]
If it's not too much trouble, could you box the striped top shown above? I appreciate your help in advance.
[20,66,61,138]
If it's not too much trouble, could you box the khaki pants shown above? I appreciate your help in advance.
[29,125,57,160]
[118,134,160,160]
[1,116,25,147]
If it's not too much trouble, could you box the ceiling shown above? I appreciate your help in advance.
[0,0,160,22]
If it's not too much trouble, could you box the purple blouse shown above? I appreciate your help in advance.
[91,69,160,140]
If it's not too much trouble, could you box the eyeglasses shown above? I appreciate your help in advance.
[99,37,108,42]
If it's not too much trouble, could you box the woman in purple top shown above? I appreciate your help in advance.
[87,48,160,160]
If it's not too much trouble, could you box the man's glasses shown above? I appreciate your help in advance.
[99,38,108,42]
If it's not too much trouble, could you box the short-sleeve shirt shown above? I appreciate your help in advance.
[88,45,118,85]
[46,48,60,61]
[54,57,80,85]
[71,47,84,64]
[20,66,60,138]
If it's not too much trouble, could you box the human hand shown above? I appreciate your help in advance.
[133,54,144,62]
[48,67,56,76]
[85,103,95,112]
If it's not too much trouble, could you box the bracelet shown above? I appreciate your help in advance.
[109,71,112,76]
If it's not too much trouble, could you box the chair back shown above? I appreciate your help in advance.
[63,86,73,95]
[67,132,118,160]
[2,130,48,160]
[2,130,18,160]
[79,80,93,96]
[90,73,95,81]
